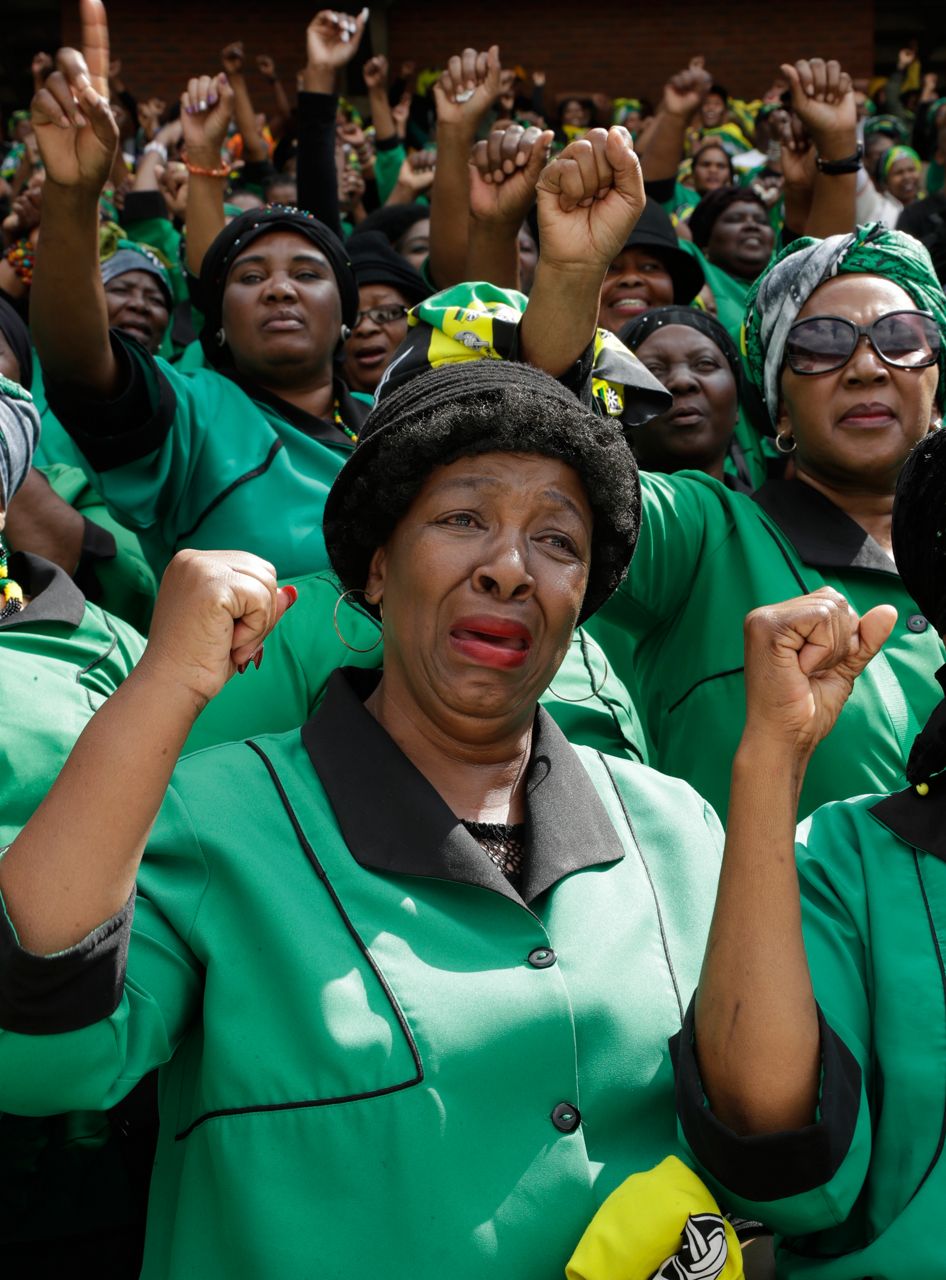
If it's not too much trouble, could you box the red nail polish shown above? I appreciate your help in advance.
[253,647,264,670]
[237,661,249,675]
[283,584,299,608]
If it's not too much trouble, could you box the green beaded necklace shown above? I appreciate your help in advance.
[333,398,358,444]
[0,533,24,621]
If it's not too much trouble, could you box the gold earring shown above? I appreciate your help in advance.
[333,589,383,652]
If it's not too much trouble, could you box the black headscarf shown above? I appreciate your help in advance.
[0,296,33,390]
[347,232,429,306]
[618,305,741,385]
[687,186,769,250]
[197,205,359,368]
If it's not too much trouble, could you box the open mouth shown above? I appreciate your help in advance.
[351,344,389,368]
[449,618,533,670]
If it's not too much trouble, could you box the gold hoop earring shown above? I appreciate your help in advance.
[547,632,609,703]
[333,589,383,652]
[775,431,796,454]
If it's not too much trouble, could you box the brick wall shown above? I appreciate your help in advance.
[61,0,875,114]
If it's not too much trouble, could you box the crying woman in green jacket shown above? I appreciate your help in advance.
[0,360,726,1280]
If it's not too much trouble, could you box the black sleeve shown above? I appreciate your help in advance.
[644,176,676,205]
[72,517,118,604]
[297,90,343,240]
[121,189,170,225]
[0,889,134,1035]
[43,331,178,472]
[239,158,278,198]
[671,996,862,1201]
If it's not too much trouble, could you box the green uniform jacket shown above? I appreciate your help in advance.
[42,332,371,580]
[592,472,946,820]
[674,769,946,1276]
[0,552,146,1244]
[0,669,720,1278]
[0,551,145,848]
[185,572,650,763]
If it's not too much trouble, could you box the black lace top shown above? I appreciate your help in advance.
[462,821,526,890]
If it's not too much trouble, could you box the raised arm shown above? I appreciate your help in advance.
[221,41,268,164]
[637,57,712,184]
[521,126,644,376]
[781,58,858,239]
[0,550,297,955]
[363,55,396,142]
[297,8,368,237]
[467,124,552,288]
[429,45,502,288]
[694,589,896,1134]
[29,0,121,396]
[255,54,292,139]
[181,72,234,277]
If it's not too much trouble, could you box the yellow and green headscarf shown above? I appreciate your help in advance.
[880,144,922,183]
[742,223,946,420]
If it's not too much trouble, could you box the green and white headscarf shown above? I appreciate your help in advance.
[742,223,946,421]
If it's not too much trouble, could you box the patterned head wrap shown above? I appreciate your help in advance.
[880,145,922,183]
[0,373,39,510]
[743,223,946,421]
[100,237,173,309]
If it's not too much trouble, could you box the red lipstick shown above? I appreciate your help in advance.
[449,615,533,670]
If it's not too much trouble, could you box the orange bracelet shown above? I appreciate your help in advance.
[182,151,231,178]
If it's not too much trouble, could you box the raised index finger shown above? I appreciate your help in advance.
[80,0,110,99]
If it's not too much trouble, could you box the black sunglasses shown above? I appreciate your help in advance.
[785,310,941,376]
[352,304,409,329]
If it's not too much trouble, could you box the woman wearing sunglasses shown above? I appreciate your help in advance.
[591,223,946,821]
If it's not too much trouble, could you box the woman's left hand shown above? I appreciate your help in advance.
[741,587,896,761]
[469,125,554,227]
[780,58,856,151]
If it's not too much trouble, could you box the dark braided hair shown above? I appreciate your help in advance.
[893,430,946,783]
[323,361,641,624]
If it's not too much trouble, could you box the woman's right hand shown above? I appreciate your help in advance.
[139,550,297,710]
[181,73,234,165]
[31,0,116,193]
[741,587,896,762]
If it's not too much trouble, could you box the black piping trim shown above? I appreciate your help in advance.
[758,520,810,595]
[177,439,285,542]
[597,752,683,1023]
[668,667,745,716]
[906,853,946,1195]
[174,740,424,1141]
[76,614,120,712]
[789,852,946,1261]
[578,630,644,764]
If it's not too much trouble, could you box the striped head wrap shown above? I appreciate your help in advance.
[742,223,946,422]
[880,145,922,183]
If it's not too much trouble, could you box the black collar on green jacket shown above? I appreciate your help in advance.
[222,371,370,447]
[302,667,626,908]
[0,551,85,631]
[753,478,896,576]
[870,770,946,862]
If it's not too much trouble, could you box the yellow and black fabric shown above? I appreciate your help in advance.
[375,282,671,430]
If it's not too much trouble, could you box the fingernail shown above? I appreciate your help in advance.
[208,94,218,105]
[253,646,264,671]
[283,584,299,608]
[237,661,249,675]
[75,113,87,128]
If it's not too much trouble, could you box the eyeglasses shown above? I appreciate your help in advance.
[785,310,941,376]
[352,305,409,330]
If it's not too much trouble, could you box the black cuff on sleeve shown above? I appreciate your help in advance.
[375,135,402,153]
[554,342,596,405]
[44,331,178,472]
[298,90,339,127]
[644,176,676,205]
[0,890,135,1035]
[671,996,862,1201]
[121,189,170,224]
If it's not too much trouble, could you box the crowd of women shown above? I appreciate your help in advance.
[1,2,946,1277]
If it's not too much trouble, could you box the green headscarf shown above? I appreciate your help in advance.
[880,145,922,182]
[742,222,946,420]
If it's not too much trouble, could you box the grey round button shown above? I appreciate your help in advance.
[551,1102,581,1133]
[528,947,557,969]
[907,614,929,634]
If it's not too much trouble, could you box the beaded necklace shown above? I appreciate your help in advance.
[0,534,24,621]
[333,398,358,444]
[5,239,33,288]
